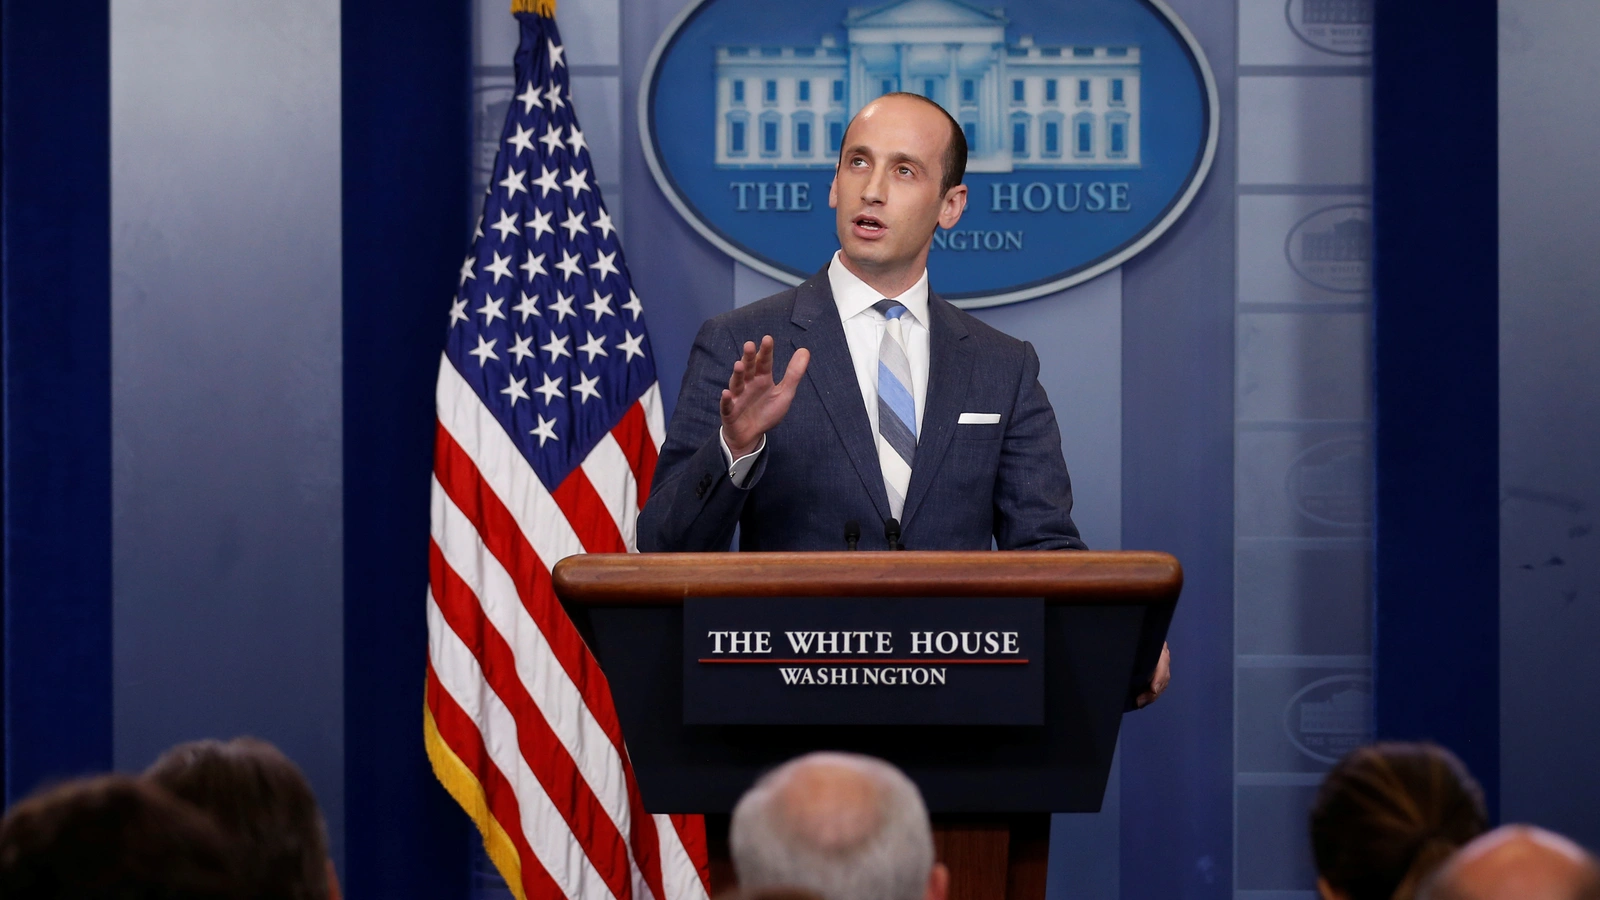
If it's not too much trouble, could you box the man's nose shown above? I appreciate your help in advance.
[861,167,888,204]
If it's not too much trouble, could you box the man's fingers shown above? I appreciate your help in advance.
[773,348,812,402]
[752,335,776,379]
[783,347,812,385]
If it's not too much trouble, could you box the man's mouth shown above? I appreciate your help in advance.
[853,215,886,234]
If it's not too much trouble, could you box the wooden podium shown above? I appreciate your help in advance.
[553,551,1181,900]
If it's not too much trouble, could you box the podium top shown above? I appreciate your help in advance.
[553,550,1181,607]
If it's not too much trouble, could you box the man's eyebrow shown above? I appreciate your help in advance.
[885,151,925,169]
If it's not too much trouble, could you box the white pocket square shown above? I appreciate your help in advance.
[958,412,1001,424]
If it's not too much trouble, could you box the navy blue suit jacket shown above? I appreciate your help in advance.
[637,268,1086,552]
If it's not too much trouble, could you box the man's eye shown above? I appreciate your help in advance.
[898,166,912,175]
[851,158,867,167]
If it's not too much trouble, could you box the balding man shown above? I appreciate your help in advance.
[639,91,1081,556]
[730,752,948,900]
[1422,825,1600,900]
[639,90,1169,704]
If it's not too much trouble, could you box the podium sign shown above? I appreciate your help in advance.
[683,596,1044,725]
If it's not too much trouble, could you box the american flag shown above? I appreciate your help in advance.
[423,6,711,900]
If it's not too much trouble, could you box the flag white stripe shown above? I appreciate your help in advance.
[431,479,633,833]
[580,434,639,551]
[427,590,620,900]
[437,354,586,566]
[654,816,709,900]
[640,383,666,449]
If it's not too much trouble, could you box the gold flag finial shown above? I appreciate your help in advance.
[512,0,554,16]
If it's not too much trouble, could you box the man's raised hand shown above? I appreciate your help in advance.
[720,336,811,457]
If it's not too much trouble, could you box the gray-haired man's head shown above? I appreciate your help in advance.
[730,753,948,900]
[1420,825,1600,900]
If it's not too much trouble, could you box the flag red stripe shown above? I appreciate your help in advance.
[551,467,628,554]
[610,402,658,507]
[429,541,635,900]
[426,664,563,900]
[432,424,628,748]
[668,814,712,896]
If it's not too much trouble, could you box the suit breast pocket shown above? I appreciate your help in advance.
[954,422,1003,441]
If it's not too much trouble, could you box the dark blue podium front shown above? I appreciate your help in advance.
[551,550,1180,815]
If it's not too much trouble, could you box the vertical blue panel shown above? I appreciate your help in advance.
[110,2,347,871]
[1497,0,1600,848]
[1117,0,1235,895]
[342,0,475,896]
[1,0,114,801]
[1371,0,1499,812]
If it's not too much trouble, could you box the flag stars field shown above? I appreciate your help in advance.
[484,251,514,283]
[506,122,537,155]
[555,249,584,281]
[540,125,565,155]
[533,165,562,198]
[527,207,555,240]
[516,80,541,113]
[508,333,537,365]
[549,291,576,322]
[514,292,540,322]
[491,209,521,240]
[563,167,591,197]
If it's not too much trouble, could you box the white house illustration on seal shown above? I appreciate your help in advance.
[713,0,1141,171]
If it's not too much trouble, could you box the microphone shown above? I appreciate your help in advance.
[884,517,903,551]
[844,520,860,550]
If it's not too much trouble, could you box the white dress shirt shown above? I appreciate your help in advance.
[722,252,931,486]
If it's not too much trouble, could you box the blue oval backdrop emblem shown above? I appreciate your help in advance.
[640,0,1218,307]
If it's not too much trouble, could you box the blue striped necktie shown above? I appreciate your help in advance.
[873,299,917,519]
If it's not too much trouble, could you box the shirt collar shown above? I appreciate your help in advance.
[827,251,930,326]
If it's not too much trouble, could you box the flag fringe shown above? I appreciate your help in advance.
[512,0,555,17]
[424,702,530,900]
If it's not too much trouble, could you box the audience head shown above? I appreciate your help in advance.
[0,774,241,900]
[714,888,827,900]
[145,738,336,900]
[1310,742,1489,900]
[730,752,947,900]
[1421,825,1600,900]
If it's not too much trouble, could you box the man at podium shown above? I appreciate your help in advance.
[638,92,1086,555]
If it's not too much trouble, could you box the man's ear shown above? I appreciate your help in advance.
[326,859,343,900]
[938,184,967,229]
[925,862,950,900]
[828,170,840,209]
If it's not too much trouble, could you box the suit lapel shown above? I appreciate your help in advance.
[790,270,893,523]
[901,294,973,530]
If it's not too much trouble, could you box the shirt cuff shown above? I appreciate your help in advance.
[719,429,767,488]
